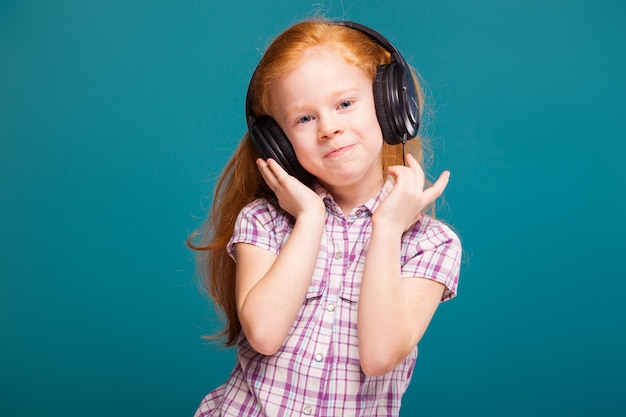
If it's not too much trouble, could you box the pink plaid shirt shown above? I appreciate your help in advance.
[195,180,461,416]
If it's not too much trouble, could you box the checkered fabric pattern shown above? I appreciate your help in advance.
[194,180,461,416]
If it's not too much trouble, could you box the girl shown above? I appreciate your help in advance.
[189,19,461,417]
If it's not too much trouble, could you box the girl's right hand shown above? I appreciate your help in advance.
[237,159,326,355]
[256,158,326,219]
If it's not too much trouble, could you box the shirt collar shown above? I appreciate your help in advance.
[312,177,394,218]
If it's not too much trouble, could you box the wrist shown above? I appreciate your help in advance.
[295,207,326,226]
[370,219,405,241]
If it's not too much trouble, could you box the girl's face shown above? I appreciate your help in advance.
[271,47,385,195]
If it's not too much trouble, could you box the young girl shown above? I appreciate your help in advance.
[189,19,461,417]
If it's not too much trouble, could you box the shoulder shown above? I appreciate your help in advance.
[405,216,461,250]
[401,216,462,272]
[238,197,292,227]
[401,216,462,301]
[228,198,295,259]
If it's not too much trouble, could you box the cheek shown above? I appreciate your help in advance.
[363,118,385,150]
[357,104,384,139]
[369,139,384,160]
[287,135,315,163]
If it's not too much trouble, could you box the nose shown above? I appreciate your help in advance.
[318,113,343,140]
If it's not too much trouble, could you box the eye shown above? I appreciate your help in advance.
[338,100,352,109]
[298,115,313,124]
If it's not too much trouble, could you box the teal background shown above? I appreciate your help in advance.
[1,0,625,416]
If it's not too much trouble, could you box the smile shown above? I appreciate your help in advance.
[325,145,354,159]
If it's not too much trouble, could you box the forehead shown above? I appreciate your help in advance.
[269,48,372,116]
[275,47,369,89]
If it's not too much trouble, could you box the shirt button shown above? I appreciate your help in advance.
[334,252,343,260]
[327,303,336,312]
[314,353,324,362]
[355,209,363,216]
[303,405,313,415]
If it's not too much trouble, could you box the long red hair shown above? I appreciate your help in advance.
[188,19,427,346]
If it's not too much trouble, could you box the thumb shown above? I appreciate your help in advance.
[423,171,450,206]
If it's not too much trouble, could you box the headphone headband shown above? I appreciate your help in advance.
[333,21,408,69]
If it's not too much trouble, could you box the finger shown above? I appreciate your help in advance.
[265,158,291,185]
[404,153,416,166]
[403,153,423,171]
[389,155,425,189]
[423,170,450,205]
[257,158,280,189]
[399,153,425,179]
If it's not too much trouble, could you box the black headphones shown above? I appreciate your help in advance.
[246,21,420,184]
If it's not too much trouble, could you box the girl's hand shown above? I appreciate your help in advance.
[372,153,449,233]
[256,158,326,219]
[237,160,326,355]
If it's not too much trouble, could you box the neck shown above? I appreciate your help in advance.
[320,175,384,216]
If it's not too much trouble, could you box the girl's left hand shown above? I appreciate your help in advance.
[372,153,449,233]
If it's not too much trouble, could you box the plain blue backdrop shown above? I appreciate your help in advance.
[1,1,625,416]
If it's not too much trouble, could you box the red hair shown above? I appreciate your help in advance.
[188,19,427,346]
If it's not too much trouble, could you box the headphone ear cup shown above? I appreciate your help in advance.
[250,117,314,184]
[373,65,397,144]
[373,63,420,145]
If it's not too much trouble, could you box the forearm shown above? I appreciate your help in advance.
[238,211,325,354]
[358,224,415,375]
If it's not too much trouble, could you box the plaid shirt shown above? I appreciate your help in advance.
[195,180,461,417]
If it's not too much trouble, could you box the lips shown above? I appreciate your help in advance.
[324,144,354,158]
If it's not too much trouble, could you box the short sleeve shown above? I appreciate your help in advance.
[226,199,294,262]
[400,216,462,302]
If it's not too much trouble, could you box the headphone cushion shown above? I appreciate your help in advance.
[373,62,420,145]
[373,65,398,144]
[251,117,314,184]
